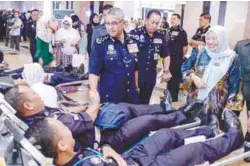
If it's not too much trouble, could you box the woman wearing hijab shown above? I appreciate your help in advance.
[55,16,80,69]
[181,25,243,118]
[22,63,59,108]
[71,14,82,30]
[86,13,100,55]
[35,16,54,66]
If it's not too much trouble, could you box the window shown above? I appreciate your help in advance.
[66,1,69,9]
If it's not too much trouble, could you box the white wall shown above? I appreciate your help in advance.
[224,1,248,48]
[0,1,44,12]
[0,1,21,10]
[182,1,203,41]
[244,2,250,39]
[209,1,220,26]
[181,1,203,54]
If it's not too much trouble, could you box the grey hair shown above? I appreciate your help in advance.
[107,7,125,21]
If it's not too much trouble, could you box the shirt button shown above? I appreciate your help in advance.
[127,81,130,84]
[127,73,130,76]
[126,65,128,67]
[111,58,113,60]
[147,62,149,64]
[148,56,150,58]
[106,94,109,97]
[127,89,130,92]
[146,68,149,70]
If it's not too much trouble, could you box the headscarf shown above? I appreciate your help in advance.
[22,63,59,108]
[71,14,81,29]
[36,15,51,43]
[197,26,237,100]
[55,16,80,55]
[22,63,45,86]
[89,13,99,27]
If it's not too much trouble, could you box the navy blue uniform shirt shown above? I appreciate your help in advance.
[129,26,169,88]
[26,20,37,46]
[89,33,140,104]
[21,107,95,149]
[166,25,188,76]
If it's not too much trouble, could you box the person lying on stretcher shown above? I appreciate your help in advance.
[25,110,243,166]
[5,84,211,153]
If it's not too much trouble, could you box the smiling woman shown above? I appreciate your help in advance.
[181,25,243,119]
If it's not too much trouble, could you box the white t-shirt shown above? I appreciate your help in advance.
[31,82,59,108]
[9,18,22,36]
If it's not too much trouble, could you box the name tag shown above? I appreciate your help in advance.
[127,43,139,53]
[153,38,163,44]
[171,31,179,36]
[107,50,116,55]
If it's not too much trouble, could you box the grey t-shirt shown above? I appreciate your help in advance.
[9,18,22,36]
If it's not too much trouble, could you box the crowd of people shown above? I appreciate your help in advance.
[0,4,250,166]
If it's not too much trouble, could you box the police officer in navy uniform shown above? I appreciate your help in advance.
[26,9,39,62]
[26,110,243,166]
[129,9,171,104]
[189,13,211,49]
[166,13,188,102]
[89,8,140,104]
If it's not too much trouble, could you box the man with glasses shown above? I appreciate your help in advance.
[129,9,171,104]
[26,9,39,62]
[89,8,140,104]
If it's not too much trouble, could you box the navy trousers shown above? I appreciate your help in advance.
[101,110,187,153]
[123,127,244,166]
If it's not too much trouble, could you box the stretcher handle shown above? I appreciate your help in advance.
[172,117,201,130]
[4,118,53,166]
[0,93,28,131]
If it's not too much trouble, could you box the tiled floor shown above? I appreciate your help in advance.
[0,41,249,166]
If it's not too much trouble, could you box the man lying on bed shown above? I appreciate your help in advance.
[5,84,207,153]
[25,110,243,166]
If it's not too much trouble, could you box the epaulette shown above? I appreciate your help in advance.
[128,33,140,41]
[96,35,109,44]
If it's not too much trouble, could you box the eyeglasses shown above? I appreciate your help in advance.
[105,20,123,27]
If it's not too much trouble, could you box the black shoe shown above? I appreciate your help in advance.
[160,89,174,112]
[208,114,221,136]
[244,132,250,162]
[179,100,205,118]
[223,110,242,133]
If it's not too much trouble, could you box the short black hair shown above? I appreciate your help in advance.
[172,13,181,19]
[4,86,26,116]
[31,9,39,13]
[103,4,113,11]
[200,13,211,23]
[146,9,161,19]
[25,119,58,158]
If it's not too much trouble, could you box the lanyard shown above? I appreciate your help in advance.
[72,148,104,166]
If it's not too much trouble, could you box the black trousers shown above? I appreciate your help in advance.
[245,100,250,142]
[10,35,20,51]
[30,44,38,62]
[139,87,154,104]
[167,76,181,102]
